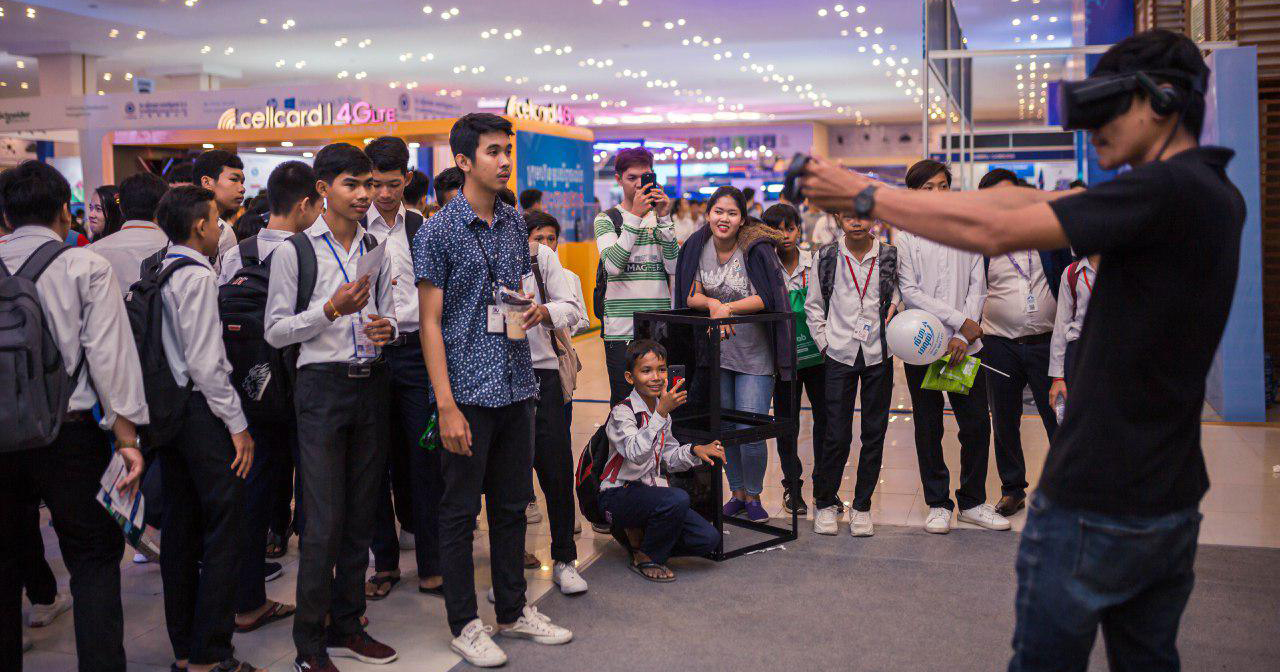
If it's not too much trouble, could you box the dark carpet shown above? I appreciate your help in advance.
[453,526,1280,671]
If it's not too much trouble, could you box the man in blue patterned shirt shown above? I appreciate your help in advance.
[413,113,573,668]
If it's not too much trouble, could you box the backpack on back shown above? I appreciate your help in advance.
[124,255,202,449]
[219,236,293,420]
[592,207,624,322]
[0,241,78,452]
[575,422,624,526]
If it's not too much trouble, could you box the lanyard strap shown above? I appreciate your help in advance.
[321,233,364,284]
[470,225,502,293]
[843,253,876,304]
[1006,252,1034,283]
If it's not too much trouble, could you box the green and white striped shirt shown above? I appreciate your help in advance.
[595,209,680,340]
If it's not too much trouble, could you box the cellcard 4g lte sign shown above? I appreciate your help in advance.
[505,96,575,126]
[217,100,398,130]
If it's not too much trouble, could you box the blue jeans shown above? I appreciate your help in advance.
[1009,493,1202,672]
[719,370,774,496]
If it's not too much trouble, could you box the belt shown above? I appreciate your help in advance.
[388,330,419,347]
[1009,332,1053,346]
[63,410,96,425]
[301,360,385,379]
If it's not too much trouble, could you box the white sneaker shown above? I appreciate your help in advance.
[849,510,874,537]
[498,606,573,645]
[132,552,151,564]
[959,503,1012,531]
[398,530,415,550]
[812,505,840,535]
[525,501,543,524]
[553,562,588,595]
[27,592,71,628]
[451,619,508,668]
[924,507,952,534]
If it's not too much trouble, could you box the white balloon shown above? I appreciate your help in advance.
[886,309,948,365]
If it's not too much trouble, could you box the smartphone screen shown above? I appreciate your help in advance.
[640,171,658,195]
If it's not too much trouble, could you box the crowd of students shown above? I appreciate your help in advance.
[0,29,1241,672]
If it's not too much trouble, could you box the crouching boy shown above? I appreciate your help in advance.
[598,340,724,582]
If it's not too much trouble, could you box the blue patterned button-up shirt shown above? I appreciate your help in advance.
[412,193,536,408]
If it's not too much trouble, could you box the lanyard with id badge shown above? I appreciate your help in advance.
[1007,253,1038,314]
[843,252,877,342]
[471,226,529,339]
[321,233,379,359]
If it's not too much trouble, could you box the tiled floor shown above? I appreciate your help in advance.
[23,333,1280,671]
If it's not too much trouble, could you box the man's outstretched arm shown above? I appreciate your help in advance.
[801,157,1074,255]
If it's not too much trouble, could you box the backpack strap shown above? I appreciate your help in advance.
[404,210,424,247]
[238,235,261,267]
[14,240,73,283]
[605,207,623,235]
[529,253,564,357]
[287,233,318,314]
[155,255,204,285]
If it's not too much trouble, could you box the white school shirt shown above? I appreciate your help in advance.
[263,216,398,367]
[89,220,169,291]
[563,267,591,335]
[804,238,900,368]
[783,249,814,293]
[365,203,420,334]
[159,246,248,435]
[0,226,149,429]
[216,227,294,285]
[215,219,237,272]
[1049,258,1095,378]
[982,252,1056,340]
[600,389,701,491]
[895,230,987,354]
[523,244,586,370]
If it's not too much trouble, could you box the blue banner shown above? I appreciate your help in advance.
[516,131,595,242]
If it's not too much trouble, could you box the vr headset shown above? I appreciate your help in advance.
[1057,68,1207,131]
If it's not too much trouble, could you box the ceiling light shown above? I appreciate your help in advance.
[136,30,147,39]
[26,7,36,19]
[295,60,306,68]
[102,73,112,81]
[422,5,433,13]
[259,18,268,24]
[255,147,267,153]
[817,9,827,16]
[224,47,235,55]
[108,28,119,38]
[201,45,211,53]
[20,82,28,89]
[303,152,314,158]
[125,72,133,80]
[15,60,24,69]
[1012,18,1021,25]
[857,4,866,12]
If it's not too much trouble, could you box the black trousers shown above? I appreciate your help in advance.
[238,414,293,613]
[372,337,442,578]
[814,355,894,511]
[161,393,245,665]
[533,368,577,563]
[292,364,390,657]
[604,339,633,406]
[20,503,57,605]
[773,363,828,494]
[981,335,1058,499]
[268,427,300,538]
[0,420,126,672]
[439,400,535,636]
[1064,339,1080,386]
[903,361,992,511]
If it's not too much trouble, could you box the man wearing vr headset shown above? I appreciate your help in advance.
[800,29,1245,671]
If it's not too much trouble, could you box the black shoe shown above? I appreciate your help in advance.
[995,494,1026,518]
[265,562,283,582]
[783,490,808,516]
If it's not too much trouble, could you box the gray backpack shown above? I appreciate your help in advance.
[0,240,78,452]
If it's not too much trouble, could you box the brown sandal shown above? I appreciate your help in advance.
[234,601,295,633]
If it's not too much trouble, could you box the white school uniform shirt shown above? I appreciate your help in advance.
[562,267,591,335]
[365,203,420,334]
[216,227,294,285]
[0,226,149,429]
[982,251,1056,340]
[89,220,169,291]
[1049,258,1095,378]
[523,244,586,370]
[895,230,987,354]
[804,238,900,368]
[600,389,701,491]
[263,216,398,367]
[783,249,814,293]
[214,219,237,272]
[159,246,248,435]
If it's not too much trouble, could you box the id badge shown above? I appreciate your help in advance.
[655,476,669,488]
[851,314,875,342]
[1024,293,1038,314]
[353,316,379,359]
[486,304,505,334]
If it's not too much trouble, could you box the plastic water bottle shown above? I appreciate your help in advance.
[1054,397,1066,424]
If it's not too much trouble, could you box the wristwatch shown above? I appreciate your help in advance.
[117,437,141,451]
[853,184,878,219]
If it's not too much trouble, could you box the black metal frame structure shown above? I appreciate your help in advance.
[634,308,798,561]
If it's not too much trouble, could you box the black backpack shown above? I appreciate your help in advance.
[124,254,202,449]
[0,241,78,452]
[592,207,624,321]
[575,422,622,526]
[218,236,294,420]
